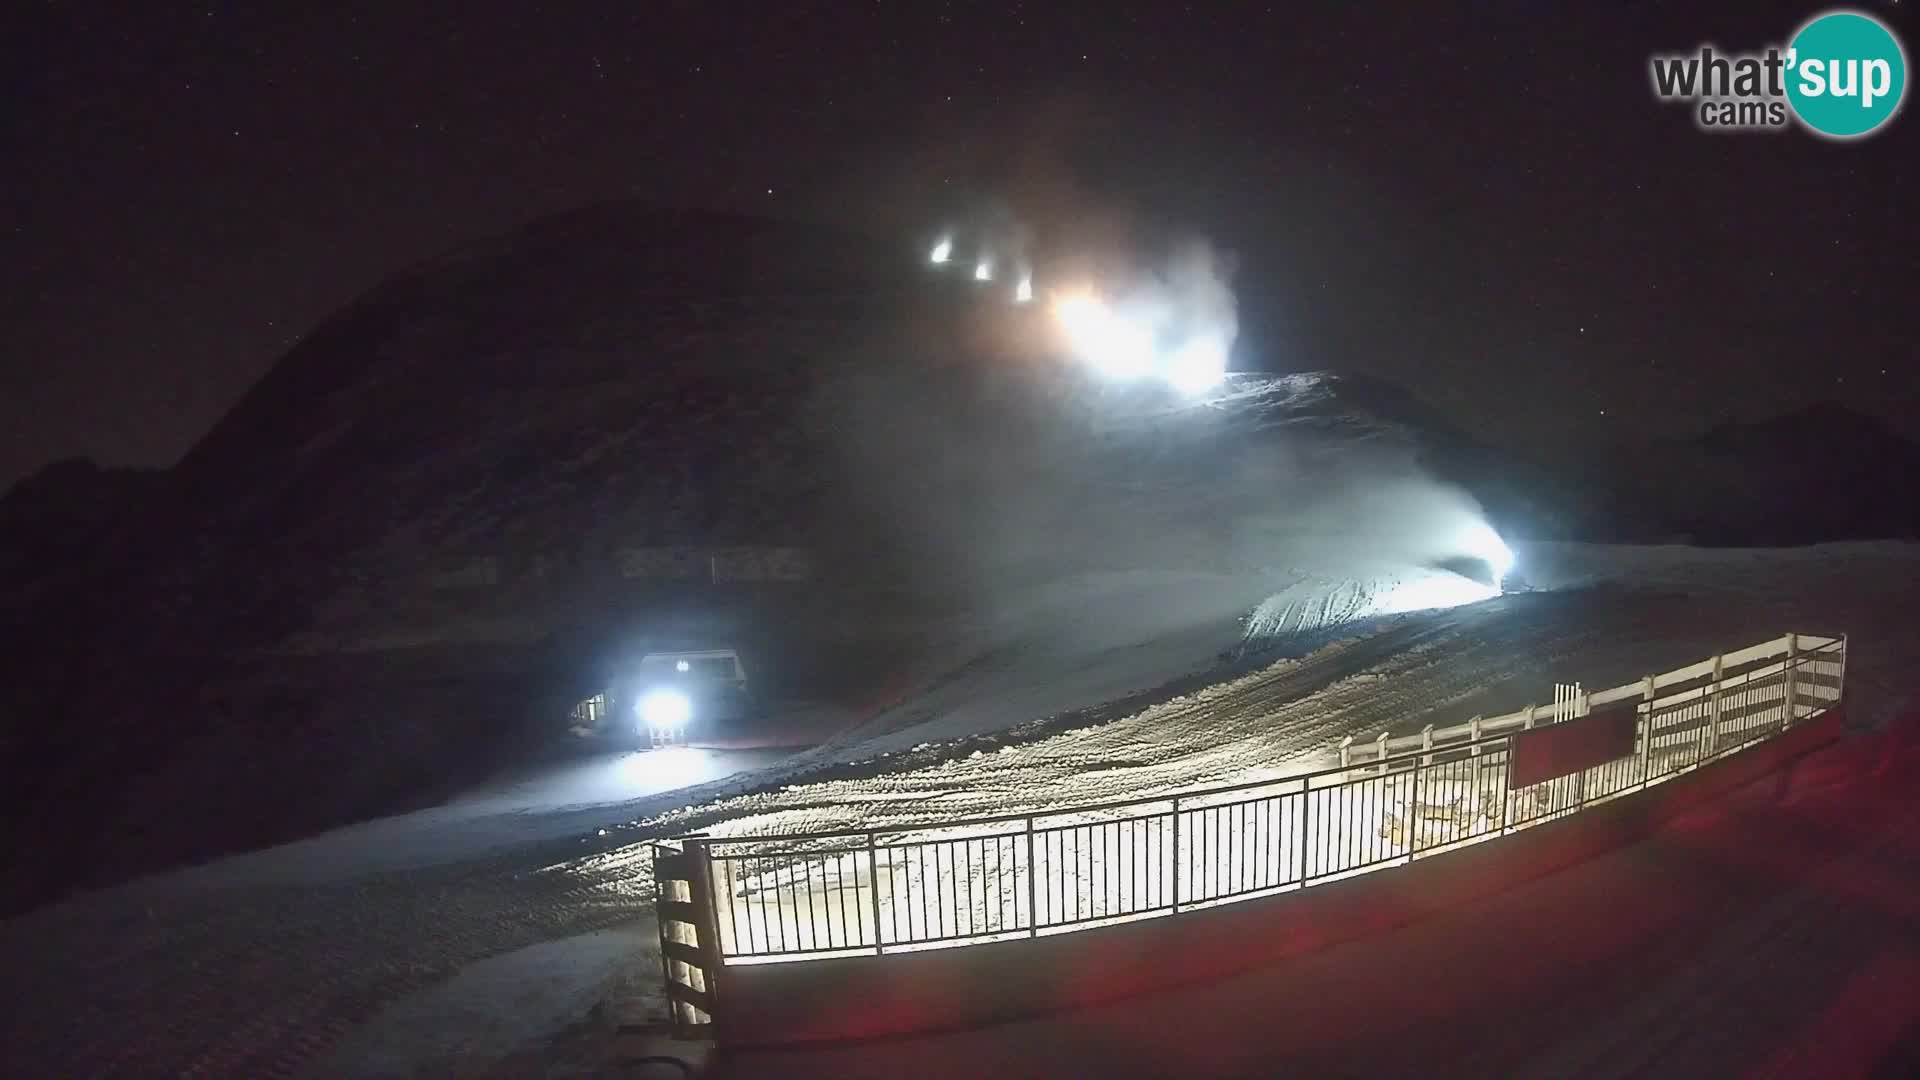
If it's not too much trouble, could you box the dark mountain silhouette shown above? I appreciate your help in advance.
[1571,402,1920,546]
[0,459,160,604]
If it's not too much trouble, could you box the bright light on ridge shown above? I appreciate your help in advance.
[1054,292,1152,379]
[1165,337,1228,395]
[1458,521,1516,587]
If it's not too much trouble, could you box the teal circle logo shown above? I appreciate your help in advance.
[1786,10,1907,138]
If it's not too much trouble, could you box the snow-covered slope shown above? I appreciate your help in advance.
[4,542,1917,1077]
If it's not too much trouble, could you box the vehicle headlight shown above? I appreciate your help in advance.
[637,688,693,730]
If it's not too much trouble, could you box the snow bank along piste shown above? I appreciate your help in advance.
[650,633,1847,1045]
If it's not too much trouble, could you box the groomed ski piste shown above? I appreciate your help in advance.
[4,542,1918,1076]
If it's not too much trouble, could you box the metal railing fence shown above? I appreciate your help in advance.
[685,633,1844,963]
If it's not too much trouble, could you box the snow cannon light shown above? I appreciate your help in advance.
[930,237,952,265]
[637,687,692,731]
[1054,292,1153,379]
[1053,291,1105,337]
[1458,520,1516,588]
[1015,274,1033,303]
[1165,337,1228,395]
[974,259,993,282]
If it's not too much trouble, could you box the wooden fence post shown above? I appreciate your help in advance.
[654,838,724,1039]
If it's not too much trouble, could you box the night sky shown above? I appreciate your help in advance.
[3,1,1913,489]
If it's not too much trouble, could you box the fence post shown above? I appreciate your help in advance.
[1707,653,1724,754]
[682,838,726,1038]
[1639,675,1656,785]
[1407,757,1421,863]
[1375,731,1390,773]
[1296,779,1310,884]
[1781,634,1798,729]
[1170,798,1182,914]
[867,831,885,954]
[1501,752,1514,836]
[1839,633,1849,704]
[1024,818,1038,936]
[1420,724,1435,766]
[1339,735,1354,768]
[1468,715,1483,798]
[1523,703,1537,729]
[1576,688,1591,807]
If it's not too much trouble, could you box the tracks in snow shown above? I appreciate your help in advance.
[625,592,1605,847]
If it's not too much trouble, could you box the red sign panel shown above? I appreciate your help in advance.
[1508,702,1638,788]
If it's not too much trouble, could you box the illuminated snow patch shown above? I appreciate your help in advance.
[617,747,709,788]
[1372,569,1500,614]
[1244,566,1501,640]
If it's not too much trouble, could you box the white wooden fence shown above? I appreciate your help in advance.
[1340,632,1844,767]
